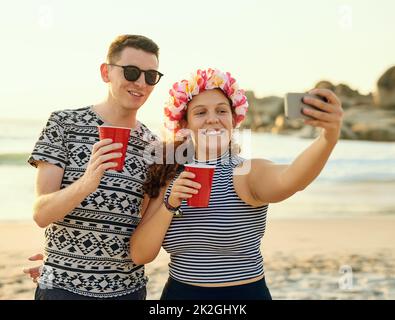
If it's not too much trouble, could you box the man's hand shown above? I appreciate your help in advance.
[80,138,123,193]
[22,253,44,283]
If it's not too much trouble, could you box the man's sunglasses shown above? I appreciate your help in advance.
[108,64,163,85]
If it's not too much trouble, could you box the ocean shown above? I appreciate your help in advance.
[1,118,395,221]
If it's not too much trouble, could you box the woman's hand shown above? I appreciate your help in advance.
[167,171,201,208]
[302,88,344,144]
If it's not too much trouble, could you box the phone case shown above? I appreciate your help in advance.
[284,93,325,120]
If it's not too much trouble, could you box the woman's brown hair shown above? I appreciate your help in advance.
[143,137,192,198]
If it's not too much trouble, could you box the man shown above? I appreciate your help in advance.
[26,35,162,299]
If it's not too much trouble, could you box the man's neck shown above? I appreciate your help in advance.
[93,99,138,129]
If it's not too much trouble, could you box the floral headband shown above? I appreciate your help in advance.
[164,68,249,133]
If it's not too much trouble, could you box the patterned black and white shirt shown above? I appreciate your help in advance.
[28,106,158,298]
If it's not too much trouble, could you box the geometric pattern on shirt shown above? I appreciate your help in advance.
[28,106,158,298]
[39,258,147,297]
[47,227,127,258]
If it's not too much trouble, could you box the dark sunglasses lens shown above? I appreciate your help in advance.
[124,66,141,81]
[145,71,160,85]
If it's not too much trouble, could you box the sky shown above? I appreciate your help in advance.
[0,0,394,128]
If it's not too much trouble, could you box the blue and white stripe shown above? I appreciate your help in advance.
[163,151,268,284]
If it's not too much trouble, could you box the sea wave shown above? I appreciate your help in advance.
[0,153,29,165]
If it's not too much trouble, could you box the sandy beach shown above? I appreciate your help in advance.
[1,217,394,300]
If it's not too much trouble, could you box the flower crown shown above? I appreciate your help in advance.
[164,68,249,133]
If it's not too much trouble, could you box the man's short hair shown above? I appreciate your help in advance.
[107,34,159,63]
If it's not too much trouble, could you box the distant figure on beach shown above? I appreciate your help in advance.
[129,68,344,300]
[24,34,162,300]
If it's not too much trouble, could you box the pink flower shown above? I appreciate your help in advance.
[236,114,245,124]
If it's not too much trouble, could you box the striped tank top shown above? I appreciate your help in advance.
[162,151,269,284]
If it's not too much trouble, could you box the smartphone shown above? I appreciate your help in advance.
[284,93,327,120]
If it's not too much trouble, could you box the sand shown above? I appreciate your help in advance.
[1,217,394,300]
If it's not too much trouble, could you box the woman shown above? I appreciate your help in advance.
[130,68,344,300]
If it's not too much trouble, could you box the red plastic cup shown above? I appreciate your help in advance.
[184,164,216,207]
[97,126,131,171]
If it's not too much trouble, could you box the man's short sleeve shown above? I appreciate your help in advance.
[28,111,68,169]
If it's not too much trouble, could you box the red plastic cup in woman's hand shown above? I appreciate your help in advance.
[184,164,215,207]
[97,126,131,171]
